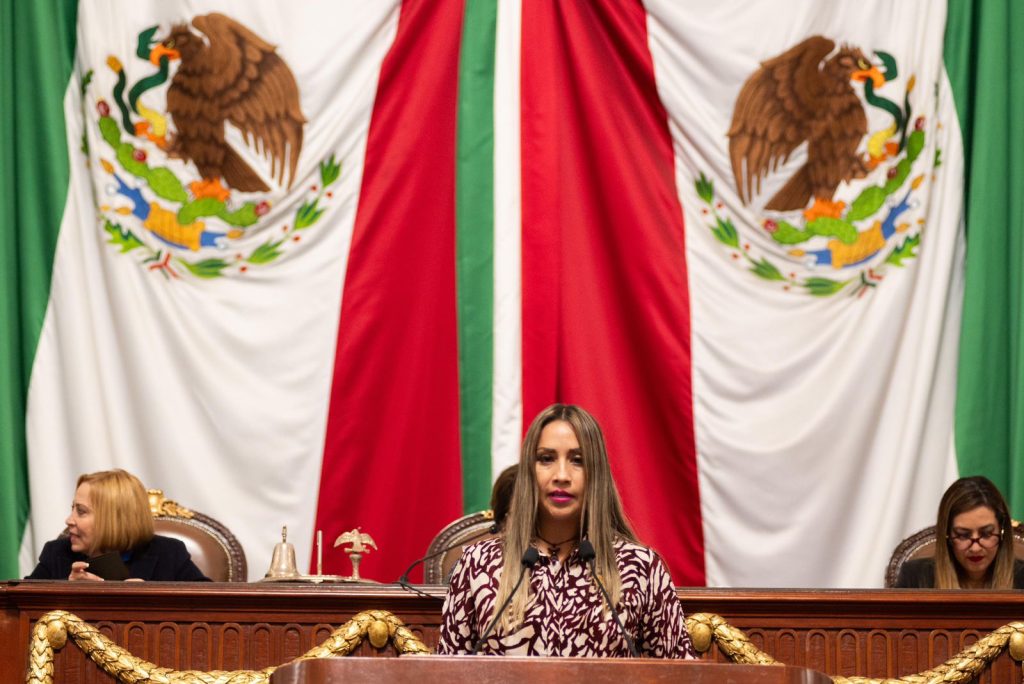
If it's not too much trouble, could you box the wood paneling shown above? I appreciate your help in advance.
[3,582,1024,682]
[270,657,833,683]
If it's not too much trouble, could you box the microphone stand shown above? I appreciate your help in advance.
[397,524,498,600]
[470,546,540,654]
[579,540,639,657]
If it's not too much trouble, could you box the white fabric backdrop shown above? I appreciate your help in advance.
[646,0,964,586]
[23,0,400,579]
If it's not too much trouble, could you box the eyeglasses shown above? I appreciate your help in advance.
[948,530,1003,549]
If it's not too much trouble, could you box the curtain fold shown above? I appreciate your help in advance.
[0,0,78,579]
[948,0,1024,512]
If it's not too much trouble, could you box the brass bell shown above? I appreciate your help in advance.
[265,526,300,579]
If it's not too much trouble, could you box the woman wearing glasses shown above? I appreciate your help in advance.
[896,476,1024,589]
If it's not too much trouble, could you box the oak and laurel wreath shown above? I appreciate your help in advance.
[102,156,340,279]
[695,125,929,297]
[87,68,341,279]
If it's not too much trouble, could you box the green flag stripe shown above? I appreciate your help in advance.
[455,0,498,513]
[947,0,1024,515]
[0,0,79,578]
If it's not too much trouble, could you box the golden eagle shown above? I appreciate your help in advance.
[159,13,305,199]
[728,36,883,218]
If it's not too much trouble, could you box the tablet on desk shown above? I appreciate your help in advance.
[87,552,130,581]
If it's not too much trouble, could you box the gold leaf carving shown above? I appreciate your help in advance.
[26,608,429,684]
[147,489,195,519]
[684,612,1024,684]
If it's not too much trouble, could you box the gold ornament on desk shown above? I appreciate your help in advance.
[265,526,300,579]
[334,527,377,581]
[260,527,346,583]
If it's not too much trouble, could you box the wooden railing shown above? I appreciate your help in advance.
[4,582,1024,682]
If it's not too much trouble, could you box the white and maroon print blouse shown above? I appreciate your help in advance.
[436,537,697,658]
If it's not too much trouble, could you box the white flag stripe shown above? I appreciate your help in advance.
[491,0,524,479]
[646,0,964,586]
[24,0,400,579]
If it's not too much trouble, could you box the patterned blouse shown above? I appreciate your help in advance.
[436,537,696,658]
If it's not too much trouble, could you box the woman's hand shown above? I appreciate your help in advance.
[68,561,104,581]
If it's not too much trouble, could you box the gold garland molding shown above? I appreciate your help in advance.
[685,612,1024,684]
[26,609,1024,683]
[26,609,429,684]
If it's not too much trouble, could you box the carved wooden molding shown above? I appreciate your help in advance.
[26,609,428,684]
[686,612,1024,684]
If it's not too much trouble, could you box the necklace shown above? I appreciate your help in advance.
[535,533,578,556]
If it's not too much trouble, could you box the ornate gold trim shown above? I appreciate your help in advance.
[26,609,429,684]
[29,609,1024,683]
[147,488,195,519]
[685,612,1024,684]
[685,612,780,666]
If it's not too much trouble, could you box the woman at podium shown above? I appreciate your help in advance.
[437,404,696,657]
[26,469,209,582]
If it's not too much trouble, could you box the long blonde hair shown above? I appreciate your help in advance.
[933,476,1015,589]
[494,404,637,631]
[77,469,154,554]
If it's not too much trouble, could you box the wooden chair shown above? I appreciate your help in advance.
[422,510,498,584]
[147,489,247,582]
[885,522,1024,587]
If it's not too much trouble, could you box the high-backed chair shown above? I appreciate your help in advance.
[885,521,1024,587]
[422,510,498,584]
[148,489,247,582]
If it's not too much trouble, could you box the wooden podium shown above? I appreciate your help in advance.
[7,582,1024,681]
[270,656,832,683]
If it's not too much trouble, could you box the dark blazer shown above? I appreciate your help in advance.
[895,557,1024,589]
[26,535,211,581]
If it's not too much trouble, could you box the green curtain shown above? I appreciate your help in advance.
[0,0,78,578]
[947,0,1024,515]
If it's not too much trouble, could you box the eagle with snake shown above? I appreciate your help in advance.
[157,13,305,201]
[728,36,884,220]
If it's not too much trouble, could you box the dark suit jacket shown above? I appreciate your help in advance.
[895,557,1024,589]
[26,535,211,581]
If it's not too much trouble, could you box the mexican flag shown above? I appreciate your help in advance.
[3,0,1021,587]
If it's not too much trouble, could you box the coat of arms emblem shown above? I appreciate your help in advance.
[695,36,933,297]
[87,14,341,279]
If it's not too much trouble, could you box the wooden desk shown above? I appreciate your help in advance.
[270,656,832,683]
[4,581,1024,682]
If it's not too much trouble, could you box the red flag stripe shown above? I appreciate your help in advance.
[521,0,704,584]
[314,0,464,582]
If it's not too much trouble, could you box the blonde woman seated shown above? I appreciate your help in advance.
[27,469,209,581]
[896,476,1024,589]
[436,404,695,657]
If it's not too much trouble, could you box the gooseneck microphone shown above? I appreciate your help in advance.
[579,539,639,657]
[397,523,499,600]
[470,546,540,654]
